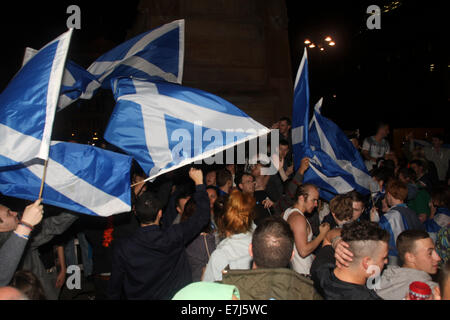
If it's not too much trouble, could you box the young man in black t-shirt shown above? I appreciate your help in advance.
[311,220,389,300]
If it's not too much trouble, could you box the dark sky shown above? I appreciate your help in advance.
[285,0,448,137]
[0,1,448,140]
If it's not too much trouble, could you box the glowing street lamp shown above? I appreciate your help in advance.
[304,39,311,44]
[328,41,336,46]
[309,43,316,48]
[324,36,332,42]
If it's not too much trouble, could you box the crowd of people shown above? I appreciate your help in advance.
[0,117,449,300]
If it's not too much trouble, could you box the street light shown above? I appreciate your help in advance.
[304,36,336,50]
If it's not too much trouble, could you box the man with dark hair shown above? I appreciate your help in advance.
[265,139,293,204]
[398,166,431,223]
[362,122,391,171]
[374,230,440,299]
[311,220,389,300]
[274,117,292,146]
[221,216,322,300]
[347,190,367,221]
[370,179,424,265]
[406,132,450,183]
[409,159,434,194]
[108,168,210,300]
[283,184,330,275]
[216,168,233,197]
[237,172,272,226]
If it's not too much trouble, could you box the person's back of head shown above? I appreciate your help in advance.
[329,194,354,226]
[371,167,394,187]
[216,168,232,190]
[10,270,46,300]
[385,179,408,203]
[220,190,255,237]
[340,220,390,278]
[180,197,211,233]
[251,216,294,269]
[396,230,440,274]
[134,191,163,225]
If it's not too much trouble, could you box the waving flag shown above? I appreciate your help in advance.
[291,48,312,171]
[87,19,184,87]
[0,137,132,216]
[40,19,184,110]
[291,48,379,200]
[303,99,379,200]
[1,29,73,162]
[22,47,100,111]
[104,78,270,180]
[1,30,131,216]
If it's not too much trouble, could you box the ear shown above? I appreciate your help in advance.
[362,256,371,272]
[248,243,253,258]
[239,183,243,191]
[404,252,415,266]
[290,250,295,262]
[433,286,441,300]
[157,209,163,220]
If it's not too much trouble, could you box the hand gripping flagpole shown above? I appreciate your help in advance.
[37,29,74,199]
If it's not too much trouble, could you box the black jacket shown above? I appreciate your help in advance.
[311,245,383,300]
[107,184,210,300]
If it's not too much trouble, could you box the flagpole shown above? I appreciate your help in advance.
[36,28,74,201]
[38,160,49,199]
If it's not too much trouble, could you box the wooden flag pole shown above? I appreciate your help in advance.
[38,159,49,199]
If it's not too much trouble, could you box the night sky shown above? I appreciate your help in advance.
[0,1,448,141]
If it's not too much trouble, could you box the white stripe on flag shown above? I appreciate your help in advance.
[292,126,304,145]
[87,20,182,78]
[38,28,73,160]
[309,163,354,194]
[0,124,130,216]
[294,47,307,89]
[120,79,270,181]
[312,114,377,191]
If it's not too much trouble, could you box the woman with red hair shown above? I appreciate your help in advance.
[202,190,256,282]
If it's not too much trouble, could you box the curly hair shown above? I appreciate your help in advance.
[329,194,354,222]
[219,190,255,237]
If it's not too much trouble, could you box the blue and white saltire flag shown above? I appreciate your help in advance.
[2,29,73,162]
[0,139,132,216]
[104,78,270,180]
[67,19,185,110]
[1,30,132,216]
[291,47,313,171]
[22,47,100,111]
[291,47,379,200]
[303,98,380,200]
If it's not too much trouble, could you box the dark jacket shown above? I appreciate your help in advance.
[107,184,210,300]
[311,245,383,300]
[221,268,322,300]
